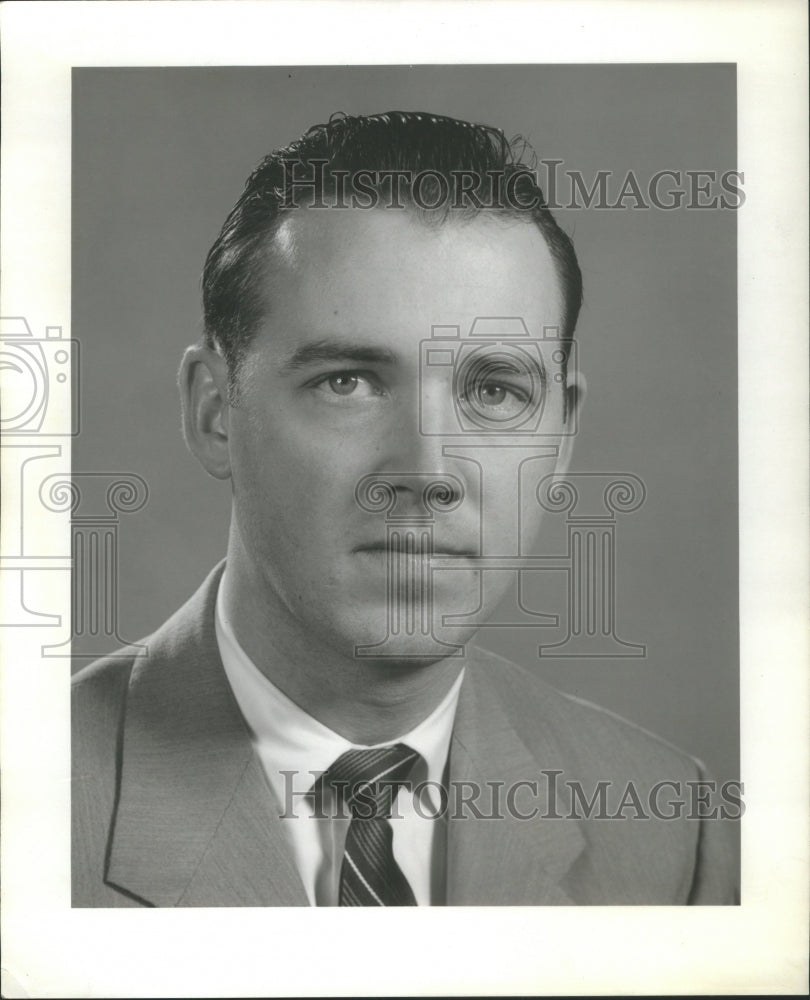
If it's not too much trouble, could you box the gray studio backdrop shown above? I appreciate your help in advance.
[72,66,739,822]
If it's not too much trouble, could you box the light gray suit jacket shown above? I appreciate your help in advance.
[72,564,737,906]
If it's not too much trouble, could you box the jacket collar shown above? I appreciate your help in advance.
[105,563,308,906]
[106,564,584,906]
[445,649,585,905]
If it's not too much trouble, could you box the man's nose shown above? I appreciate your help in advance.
[378,381,456,477]
[366,384,464,511]
[355,470,465,521]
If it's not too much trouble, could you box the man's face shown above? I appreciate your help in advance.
[225,208,576,660]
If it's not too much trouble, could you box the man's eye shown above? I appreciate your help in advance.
[466,380,529,408]
[310,371,384,400]
[329,373,361,396]
[478,382,520,406]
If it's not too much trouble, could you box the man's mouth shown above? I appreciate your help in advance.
[353,541,477,558]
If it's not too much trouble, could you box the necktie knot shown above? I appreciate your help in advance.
[324,743,420,819]
[312,743,421,905]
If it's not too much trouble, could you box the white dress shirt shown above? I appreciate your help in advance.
[215,577,464,906]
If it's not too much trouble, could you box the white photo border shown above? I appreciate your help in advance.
[1,1,808,996]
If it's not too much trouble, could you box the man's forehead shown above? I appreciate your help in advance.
[268,207,559,283]
[257,207,565,349]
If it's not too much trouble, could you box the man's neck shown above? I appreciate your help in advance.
[219,552,465,745]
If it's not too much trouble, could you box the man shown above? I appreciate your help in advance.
[72,111,737,906]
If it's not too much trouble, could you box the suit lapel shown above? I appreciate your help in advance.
[105,564,308,907]
[445,653,585,905]
[105,566,583,907]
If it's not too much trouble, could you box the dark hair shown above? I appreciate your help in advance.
[202,111,582,389]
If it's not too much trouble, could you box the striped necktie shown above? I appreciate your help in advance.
[323,743,421,906]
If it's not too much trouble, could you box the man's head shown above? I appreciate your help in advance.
[181,111,585,666]
[201,111,582,399]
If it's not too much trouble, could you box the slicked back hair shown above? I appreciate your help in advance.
[202,111,583,394]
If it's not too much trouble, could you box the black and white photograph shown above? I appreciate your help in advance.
[68,64,742,910]
[1,2,807,996]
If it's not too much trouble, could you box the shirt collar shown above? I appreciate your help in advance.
[214,572,464,805]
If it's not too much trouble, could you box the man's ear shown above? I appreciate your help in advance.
[554,369,587,478]
[178,345,232,480]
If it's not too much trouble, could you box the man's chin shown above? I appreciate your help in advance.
[316,608,480,667]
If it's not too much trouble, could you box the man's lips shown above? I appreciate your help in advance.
[353,542,477,557]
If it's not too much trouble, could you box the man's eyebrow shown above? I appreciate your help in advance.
[278,340,399,373]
